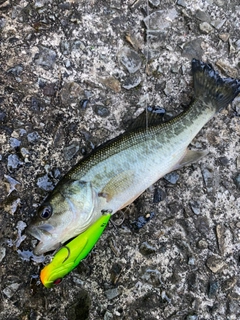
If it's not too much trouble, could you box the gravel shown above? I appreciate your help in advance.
[0,1,240,319]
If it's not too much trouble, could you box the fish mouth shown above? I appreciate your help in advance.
[26,224,54,241]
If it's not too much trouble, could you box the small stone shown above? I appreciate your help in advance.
[219,33,230,42]
[206,255,225,273]
[153,187,166,203]
[222,277,237,292]
[104,311,114,320]
[99,77,121,93]
[164,172,179,184]
[37,174,54,191]
[202,167,213,192]
[139,242,156,256]
[0,247,6,262]
[182,38,204,60]
[141,269,161,286]
[3,283,20,299]
[27,131,40,143]
[93,105,110,117]
[122,74,141,90]
[237,157,240,170]
[216,59,238,78]
[4,174,20,195]
[60,82,83,106]
[7,154,22,171]
[199,22,213,34]
[34,46,57,70]
[143,8,178,31]
[211,19,226,30]
[195,10,211,23]
[118,47,142,73]
[208,280,220,298]
[195,216,210,235]
[218,156,229,166]
[197,239,208,249]
[9,137,21,148]
[188,257,195,265]
[177,0,186,7]
[216,224,225,255]
[149,0,160,6]
[233,173,240,190]
[63,142,80,161]
[189,200,201,215]
[186,315,198,320]
[105,287,120,300]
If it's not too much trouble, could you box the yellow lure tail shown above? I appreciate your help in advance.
[40,213,111,288]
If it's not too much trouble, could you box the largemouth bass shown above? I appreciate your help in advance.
[27,59,240,255]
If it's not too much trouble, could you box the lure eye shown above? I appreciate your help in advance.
[53,278,62,285]
[40,205,52,220]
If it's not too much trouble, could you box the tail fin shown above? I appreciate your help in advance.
[192,59,240,112]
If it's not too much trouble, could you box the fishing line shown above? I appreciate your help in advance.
[145,0,150,133]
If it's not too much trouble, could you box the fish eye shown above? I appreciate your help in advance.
[40,205,52,220]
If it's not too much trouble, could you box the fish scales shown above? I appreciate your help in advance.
[27,59,240,255]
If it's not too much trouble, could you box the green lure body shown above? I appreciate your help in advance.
[40,213,111,288]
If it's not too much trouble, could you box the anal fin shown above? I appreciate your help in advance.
[173,149,208,171]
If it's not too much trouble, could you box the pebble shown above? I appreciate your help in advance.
[37,174,54,191]
[3,283,20,299]
[0,247,6,262]
[122,74,141,90]
[211,19,226,30]
[206,255,225,273]
[118,47,142,73]
[139,242,156,256]
[9,137,21,148]
[197,239,208,249]
[216,224,225,255]
[219,33,230,42]
[182,38,204,60]
[153,187,166,203]
[143,8,178,31]
[60,82,83,106]
[63,142,79,161]
[199,22,213,34]
[141,269,162,286]
[177,0,186,7]
[195,10,211,23]
[208,280,220,298]
[216,59,238,78]
[104,287,120,300]
[202,167,213,192]
[186,316,198,320]
[93,105,110,118]
[164,172,179,184]
[7,154,22,171]
[149,0,160,6]
[4,174,20,195]
[27,131,40,143]
[99,76,121,93]
[189,200,201,215]
[233,173,240,190]
[104,311,114,320]
[34,46,57,70]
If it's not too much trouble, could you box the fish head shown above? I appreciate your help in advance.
[27,180,98,255]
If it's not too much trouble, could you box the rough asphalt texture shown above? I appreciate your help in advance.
[0,0,240,319]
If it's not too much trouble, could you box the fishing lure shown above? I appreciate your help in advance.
[40,213,111,288]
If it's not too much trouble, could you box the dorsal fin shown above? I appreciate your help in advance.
[127,106,167,131]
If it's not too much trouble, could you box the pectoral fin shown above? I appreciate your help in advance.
[99,170,135,202]
[173,149,208,170]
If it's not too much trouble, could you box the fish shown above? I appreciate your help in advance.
[27,59,240,255]
[40,213,111,288]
